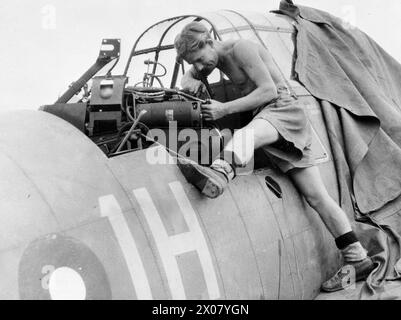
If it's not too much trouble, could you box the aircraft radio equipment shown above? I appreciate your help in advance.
[124,87,204,129]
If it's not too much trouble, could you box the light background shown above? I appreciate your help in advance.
[1,0,400,111]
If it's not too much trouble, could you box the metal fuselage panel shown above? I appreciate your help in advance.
[0,109,340,300]
[0,11,345,300]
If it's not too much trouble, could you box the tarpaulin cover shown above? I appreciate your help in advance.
[273,0,401,298]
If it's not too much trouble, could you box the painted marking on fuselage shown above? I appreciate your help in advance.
[48,267,87,300]
[99,195,153,300]
[168,181,220,299]
[133,188,186,299]
[41,265,55,290]
[133,182,220,300]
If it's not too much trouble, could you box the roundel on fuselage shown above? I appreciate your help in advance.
[18,234,112,300]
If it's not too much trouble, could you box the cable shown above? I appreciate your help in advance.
[105,58,120,77]
[144,59,167,78]
[115,110,148,153]
[138,131,201,163]
[126,97,136,122]
[117,121,150,138]
[133,89,166,102]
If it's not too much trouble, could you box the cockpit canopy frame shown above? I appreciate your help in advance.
[123,10,298,91]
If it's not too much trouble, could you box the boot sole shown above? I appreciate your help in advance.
[177,158,225,199]
[321,258,376,293]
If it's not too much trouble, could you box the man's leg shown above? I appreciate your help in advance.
[224,119,281,164]
[177,119,280,198]
[178,117,375,290]
[288,166,375,292]
[287,166,353,238]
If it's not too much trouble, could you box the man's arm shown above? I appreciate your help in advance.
[223,41,278,115]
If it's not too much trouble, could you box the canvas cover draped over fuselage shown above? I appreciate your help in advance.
[273,0,401,215]
[273,0,401,298]
[124,4,401,298]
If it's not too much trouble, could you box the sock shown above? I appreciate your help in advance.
[210,149,247,181]
[335,231,358,250]
[211,159,235,182]
[219,150,247,168]
[335,231,367,263]
[341,242,368,263]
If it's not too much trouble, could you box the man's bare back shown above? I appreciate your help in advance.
[180,37,288,119]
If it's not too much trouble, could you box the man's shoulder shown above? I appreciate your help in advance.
[232,39,258,52]
[231,39,260,64]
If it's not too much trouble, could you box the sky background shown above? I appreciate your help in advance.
[1,0,400,111]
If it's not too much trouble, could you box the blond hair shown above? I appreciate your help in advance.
[174,22,212,61]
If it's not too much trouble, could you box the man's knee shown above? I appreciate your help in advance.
[244,119,280,147]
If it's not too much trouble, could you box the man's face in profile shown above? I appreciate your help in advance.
[184,43,218,77]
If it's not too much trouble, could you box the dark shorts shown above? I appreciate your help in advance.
[253,86,315,173]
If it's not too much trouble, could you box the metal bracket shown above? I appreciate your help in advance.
[99,39,121,60]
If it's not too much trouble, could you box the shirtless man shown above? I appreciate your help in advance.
[174,22,375,293]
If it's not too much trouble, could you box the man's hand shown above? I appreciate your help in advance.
[181,77,206,95]
[201,100,227,121]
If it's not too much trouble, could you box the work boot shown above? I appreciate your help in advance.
[177,157,234,199]
[321,257,375,293]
